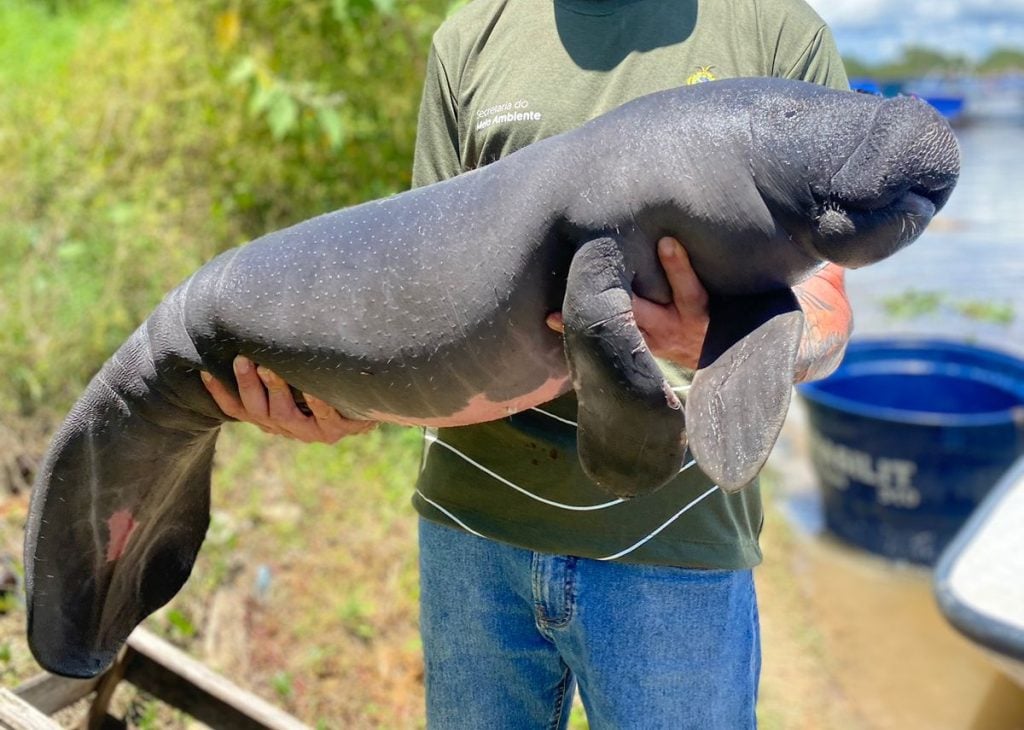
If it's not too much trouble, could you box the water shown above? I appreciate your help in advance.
[845,118,1024,352]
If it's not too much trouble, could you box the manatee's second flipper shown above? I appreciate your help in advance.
[686,290,804,492]
[562,237,687,498]
[24,299,222,679]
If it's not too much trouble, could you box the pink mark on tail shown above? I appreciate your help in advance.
[106,509,138,562]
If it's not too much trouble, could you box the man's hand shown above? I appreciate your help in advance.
[546,237,852,380]
[628,237,710,368]
[546,237,710,369]
[200,356,378,444]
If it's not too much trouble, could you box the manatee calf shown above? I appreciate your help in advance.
[24,78,959,677]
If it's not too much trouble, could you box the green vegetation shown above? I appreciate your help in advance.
[0,0,447,418]
[0,0,446,724]
[953,299,1015,325]
[881,289,1015,325]
[880,289,944,320]
[843,44,1024,79]
[977,46,1024,74]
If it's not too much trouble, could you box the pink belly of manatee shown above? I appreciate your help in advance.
[363,374,572,427]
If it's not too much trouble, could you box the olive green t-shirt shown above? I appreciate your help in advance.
[410,0,848,567]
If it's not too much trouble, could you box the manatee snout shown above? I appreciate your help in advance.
[833,95,960,207]
[813,94,961,266]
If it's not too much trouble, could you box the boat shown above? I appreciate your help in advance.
[934,456,1024,688]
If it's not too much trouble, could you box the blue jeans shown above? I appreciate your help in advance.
[418,518,761,729]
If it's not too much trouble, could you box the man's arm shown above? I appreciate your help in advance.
[411,39,463,188]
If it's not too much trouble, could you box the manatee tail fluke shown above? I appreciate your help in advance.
[24,314,222,679]
[686,290,804,492]
[563,237,688,498]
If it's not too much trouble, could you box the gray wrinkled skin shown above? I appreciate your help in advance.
[24,78,959,678]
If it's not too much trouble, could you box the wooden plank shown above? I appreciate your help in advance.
[11,673,100,716]
[123,629,310,730]
[0,688,62,730]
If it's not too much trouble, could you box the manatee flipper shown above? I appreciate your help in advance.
[686,289,804,492]
[562,237,687,498]
[24,302,222,678]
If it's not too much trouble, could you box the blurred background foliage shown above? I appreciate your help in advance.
[844,44,1024,79]
[0,0,452,418]
[0,2,447,722]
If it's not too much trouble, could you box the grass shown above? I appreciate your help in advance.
[0,0,228,416]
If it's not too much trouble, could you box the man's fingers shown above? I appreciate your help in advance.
[200,371,245,419]
[304,393,351,427]
[629,295,667,330]
[305,393,379,441]
[303,393,349,443]
[200,357,377,444]
[254,367,336,442]
[658,237,708,315]
[624,238,709,369]
[304,393,336,421]
[248,369,320,442]
[258,365,305,423]
[234,356,271,419]
[296,393,377,442]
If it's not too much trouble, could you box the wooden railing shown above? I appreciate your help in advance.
[1,628,309,730]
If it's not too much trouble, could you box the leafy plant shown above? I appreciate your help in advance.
[0,2,444,723]
[271,671,295,700]
[338,595,376,641]
[165,608,198,640]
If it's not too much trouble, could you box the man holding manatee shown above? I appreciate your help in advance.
[203,0,853,726]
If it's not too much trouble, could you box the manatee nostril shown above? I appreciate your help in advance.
[910,184,938,204]
[909,169,956,209]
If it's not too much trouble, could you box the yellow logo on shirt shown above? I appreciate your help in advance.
[686,66,717,85]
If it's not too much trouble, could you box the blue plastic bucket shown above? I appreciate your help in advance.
[797,338,1024,564]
